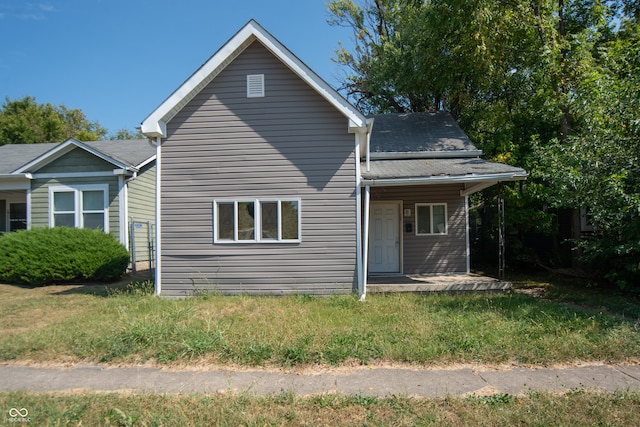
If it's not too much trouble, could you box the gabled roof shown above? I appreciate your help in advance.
[140,19,368,138]
[0,143,58,174]
[4,139,155,175]
[368,112,482,158]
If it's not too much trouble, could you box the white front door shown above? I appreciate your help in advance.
[368,203,400,273]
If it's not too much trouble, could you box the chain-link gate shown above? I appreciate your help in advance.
[129,219,155,274]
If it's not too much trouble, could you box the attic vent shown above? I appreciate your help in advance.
[247,74,265,98]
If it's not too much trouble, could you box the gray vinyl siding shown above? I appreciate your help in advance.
[160,41,358,297]
[36,148,114,173]
[127,163,156,262]
[30,176,121,239]
[370,185,468,275]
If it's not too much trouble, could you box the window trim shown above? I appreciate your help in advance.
[415,203,448,236]
[213,198,301,244]
[48,184,109,232]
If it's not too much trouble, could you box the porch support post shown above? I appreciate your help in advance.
[361,184,371,301]
[498,183,505,279]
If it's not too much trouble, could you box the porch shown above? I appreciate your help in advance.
[366,273,511,293]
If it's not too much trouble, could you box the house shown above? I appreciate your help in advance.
[0,138,156,265]
[140,20,527,298]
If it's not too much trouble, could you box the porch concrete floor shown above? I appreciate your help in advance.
[366,273,511,293]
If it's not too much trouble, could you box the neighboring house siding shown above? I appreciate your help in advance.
[127,163,156,262]
[160,41,358,296]
[30,176,121,239]
[36,148,114,173]
[370,185,468,274]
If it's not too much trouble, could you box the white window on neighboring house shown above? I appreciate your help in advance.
[415,203,448,235]
[213,199,300,243]
[49,185,109,231]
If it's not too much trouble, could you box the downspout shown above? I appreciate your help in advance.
[362,184,371,301]
[117,175,128,248]
[122,171,139,258]
[355,132,364,300]
[24,173,33,230]
[149,137,162,296]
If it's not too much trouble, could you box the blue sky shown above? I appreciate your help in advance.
[0,1,355,134]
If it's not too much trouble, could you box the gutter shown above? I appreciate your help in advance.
[360,172,528,187]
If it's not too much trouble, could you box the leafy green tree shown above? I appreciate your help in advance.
[535,20,640,287]
[328,0,639,286]
[0,96,107,145]
[108,128,144,140]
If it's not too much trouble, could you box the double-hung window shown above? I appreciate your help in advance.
[49,185,109,231]
[415,203,447,235]
[214,199,300,243]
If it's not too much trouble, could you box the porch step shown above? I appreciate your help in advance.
[367,274,512,293]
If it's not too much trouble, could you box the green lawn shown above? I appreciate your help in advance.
[1,272,638,368]
[1,390,639,426]
[2,272,639,425]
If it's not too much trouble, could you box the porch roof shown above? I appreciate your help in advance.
[360,157,528,185]
[0,143,57,174]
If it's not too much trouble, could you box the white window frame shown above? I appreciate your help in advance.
[48,184,109,232]
[213,198,301,244]
[415,203,448,236]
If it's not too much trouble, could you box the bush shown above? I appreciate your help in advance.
[0,227,130,286]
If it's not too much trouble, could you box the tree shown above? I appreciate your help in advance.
[0,96,107,145]
[328,0,639,286]
[108,128,144,140]
[534,20,640,287]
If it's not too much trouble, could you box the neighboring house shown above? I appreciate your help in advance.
[141,20,527,298]
[0,138,156,263]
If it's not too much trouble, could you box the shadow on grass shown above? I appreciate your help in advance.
[48,271,154,297]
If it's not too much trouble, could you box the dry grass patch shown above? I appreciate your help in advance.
[1,390,639,426]
[1,276,639,368]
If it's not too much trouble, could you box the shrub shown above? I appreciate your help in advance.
[0,227,129,286]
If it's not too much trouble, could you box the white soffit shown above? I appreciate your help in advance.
[140,20,367,138]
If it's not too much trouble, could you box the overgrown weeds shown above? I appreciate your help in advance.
[0,273,639,367]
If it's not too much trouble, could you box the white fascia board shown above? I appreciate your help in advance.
[13,139,75,173]
[14,138,129,173]
[361,172,528,187]
[134,154,157,170]
[140,20,367,138]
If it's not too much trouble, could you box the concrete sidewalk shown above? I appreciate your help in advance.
[1,363,639,397]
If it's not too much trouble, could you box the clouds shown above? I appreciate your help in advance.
[0,2,55,20]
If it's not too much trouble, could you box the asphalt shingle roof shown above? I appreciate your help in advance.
[0,139,154,174]
[369,111,477,153]
[361,158,527,180]
[0,143,58,174]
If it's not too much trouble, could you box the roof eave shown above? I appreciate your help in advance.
[360,172,528,187]
[0,173,32,190]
